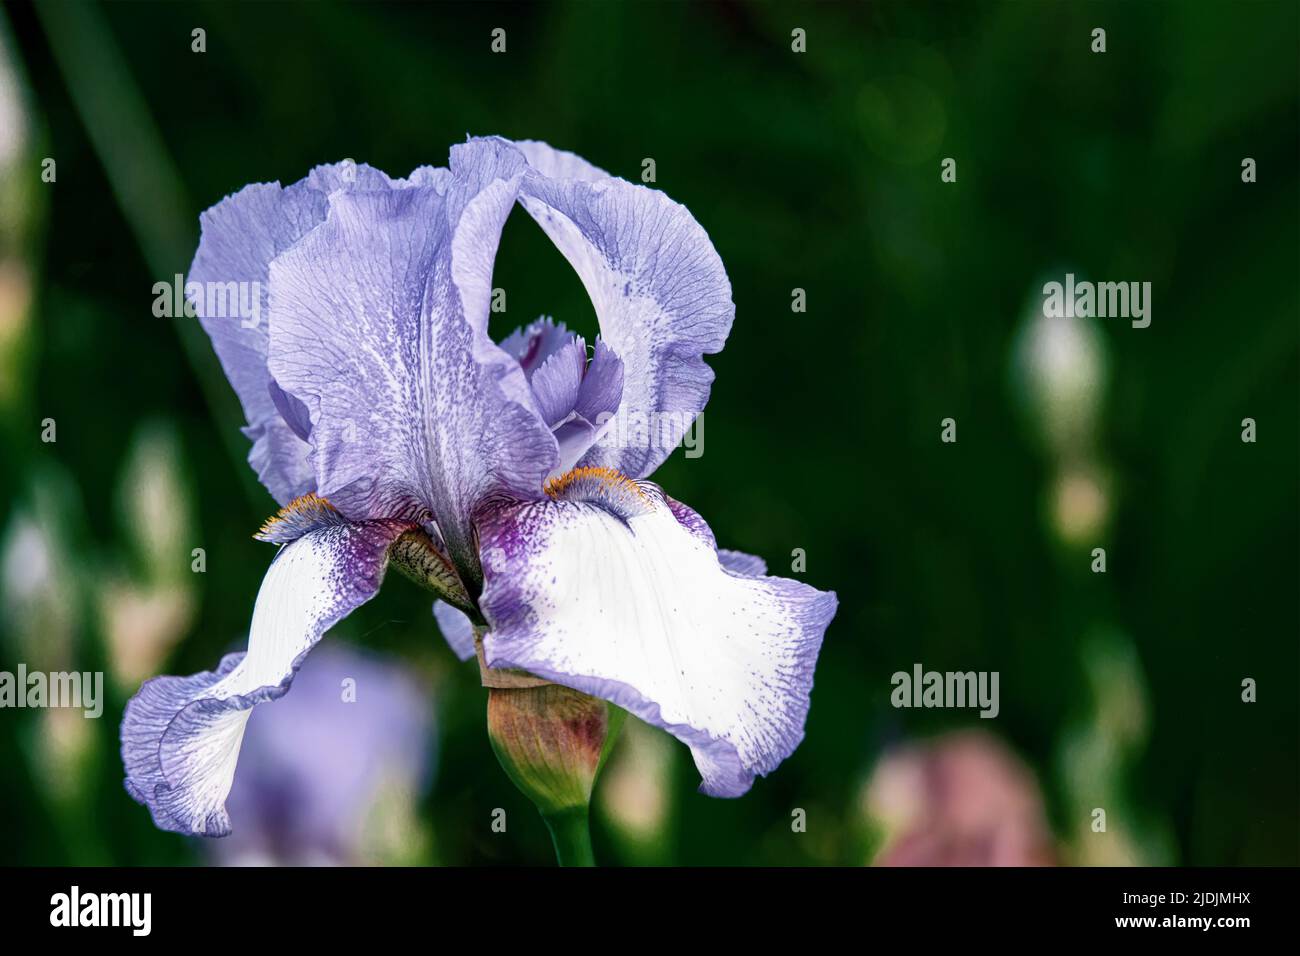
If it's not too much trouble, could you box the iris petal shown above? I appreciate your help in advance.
[718,549,768,577]
[498,320,627,474]
[499,317,575,380]
[509,139,734,479]
[120,516,407,836]
[475,482,836,797]
[530,337,588,428]
[188,161,433,504]
[433,600,477,662]
[266,141,558,576]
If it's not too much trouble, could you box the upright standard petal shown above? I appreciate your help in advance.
[120,503,407,836]
[498,316,576,379]
[475,470,837,797]
[512,140,735,479]
[499,319,626,474]
[267,142,558,576]
[511,140,611,182]
[188,161,427,504]
[529,336,590,428]
[553,338,625,471]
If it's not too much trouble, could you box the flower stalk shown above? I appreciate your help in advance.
[541,807,596,867]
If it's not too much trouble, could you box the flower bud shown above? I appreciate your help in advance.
[488,684,612,813]
[486,683,624,865]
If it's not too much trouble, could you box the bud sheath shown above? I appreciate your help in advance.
[486,683,624,866]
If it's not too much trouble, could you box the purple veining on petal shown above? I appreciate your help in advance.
[189,181,323,504]
[189,160,443,505]
[511,140,612,182]
[304,160,407,194]
[266,142,558,576]
[665,495,717,549]
[530,337,588,428]
[573,339,624,424]
[509,138,735,479]
[498,320,627,473]
[122,651,244,835]
[666,498,766,576]
[549,339,625,473]
[121,518,407,836]
[718,549,768,577]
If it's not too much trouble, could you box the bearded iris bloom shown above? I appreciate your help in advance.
[120,137,837,841]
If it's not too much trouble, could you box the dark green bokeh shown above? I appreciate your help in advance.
[0,0,1295,865]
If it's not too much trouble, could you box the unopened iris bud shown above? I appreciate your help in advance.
[486,680,623,866]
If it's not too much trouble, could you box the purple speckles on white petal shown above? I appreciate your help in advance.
[120,518,406,836]
[475,488,836,797]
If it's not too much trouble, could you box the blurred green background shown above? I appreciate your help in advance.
[0,0,1296,866]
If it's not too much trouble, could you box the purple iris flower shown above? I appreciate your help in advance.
[121,137,837,837]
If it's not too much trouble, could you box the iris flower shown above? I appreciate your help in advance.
[121,137,837,839]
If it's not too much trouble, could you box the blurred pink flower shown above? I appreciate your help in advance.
[865,730,1056,867]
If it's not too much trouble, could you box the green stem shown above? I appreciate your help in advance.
[541,808,595,867]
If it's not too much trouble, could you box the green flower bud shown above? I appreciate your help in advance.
[486,682,624,866]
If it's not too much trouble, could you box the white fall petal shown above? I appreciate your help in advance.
[475,473,836,797]
[121,517,403,836]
